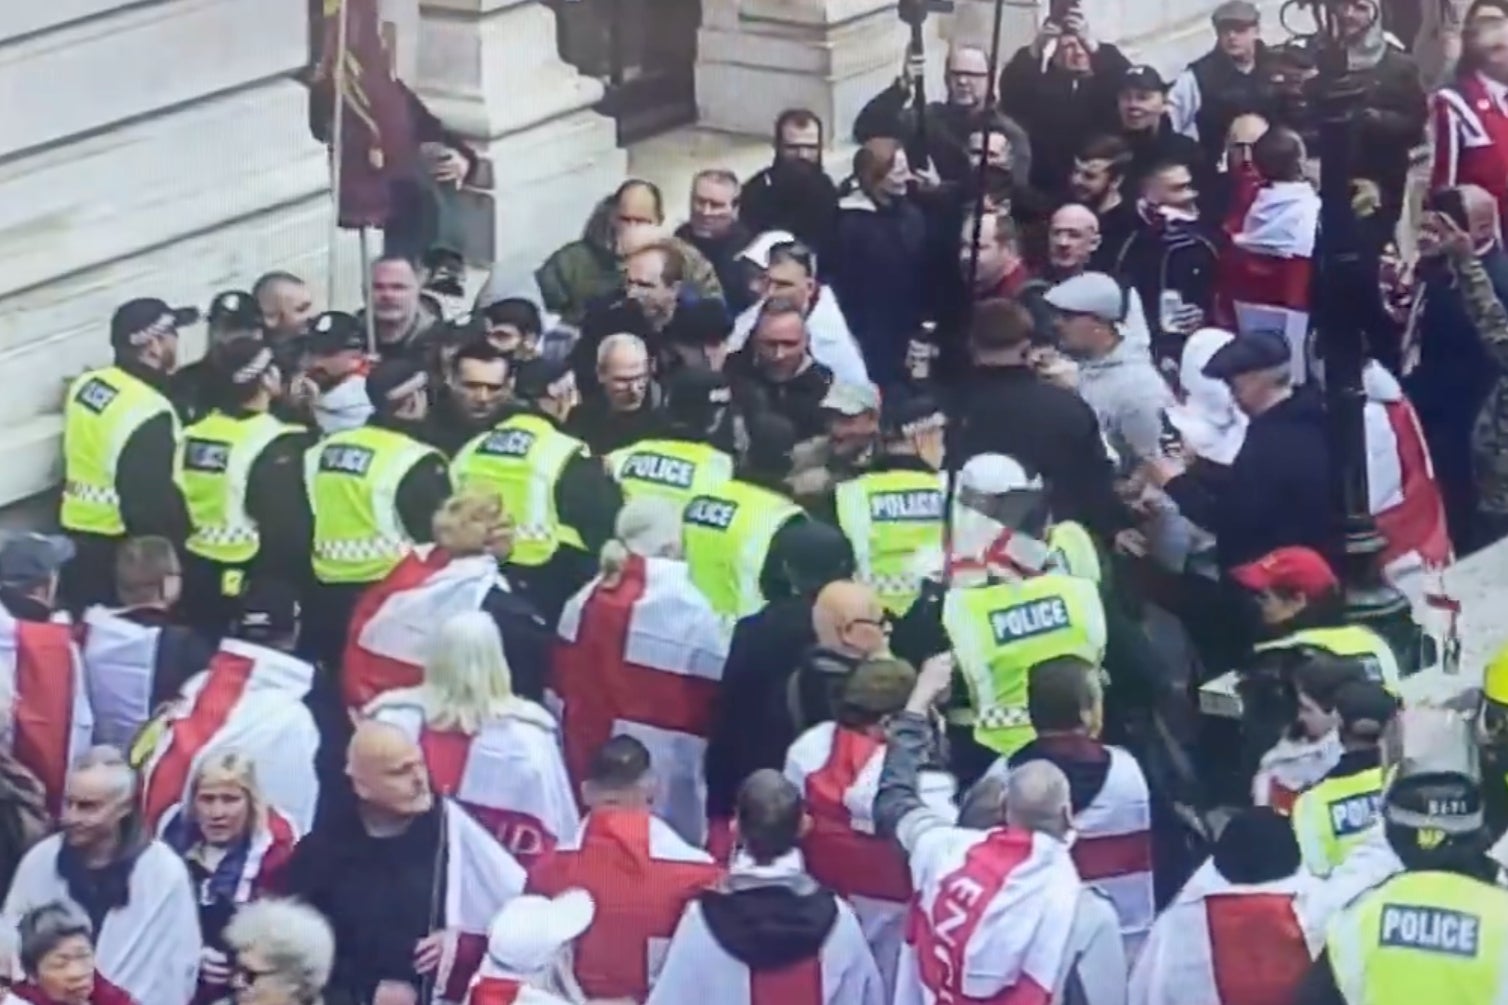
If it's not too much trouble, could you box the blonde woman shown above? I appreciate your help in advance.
[365,611,578,866]
[343,491,552,710]
[160,752,297,1001]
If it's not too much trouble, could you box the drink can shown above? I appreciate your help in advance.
[1159,290,1184,331]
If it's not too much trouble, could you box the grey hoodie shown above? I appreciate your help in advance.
[1075,336,1175,463]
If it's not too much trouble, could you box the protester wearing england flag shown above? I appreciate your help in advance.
[1215,126,1319,382]
[134,591,322,835]
[783,657,956,999]
[984,656,1155,958]
[369,611,579,868]
[284,722,526,1005]
[647,769,883,1005]
[6,748,201,1005]
[554,498,727,846]
[1431,15,1508,230]
[875,655,1126,1005]
[528,736,720,1003]
[1128,808,1316,1005]
[344,491,553,711]
[159,751,298,1005]
[1361,360,1453,595]
[464,889,597,1005]
[79,537,215,749]
[0,536,93,814]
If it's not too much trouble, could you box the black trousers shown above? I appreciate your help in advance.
[297,580,370,672]
[58,532,122,615]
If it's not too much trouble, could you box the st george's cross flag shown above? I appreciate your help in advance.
[0,604,92,813]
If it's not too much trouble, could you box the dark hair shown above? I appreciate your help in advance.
[1252,127,1305,183]
[1028,656,1099,732]
[1076,135,1132,177]
[969,297,1035,351]
[1293,652,1368,711]
[755,296,808,331]
[735,769,803,863]
[251,271,304,302]
[588,735,651,789]
[629,239,687,286]
[768,239,818,279]
[967,111,1015,142]
[449,338,509,376]
[854,138,903,197]
[774,108,824,147]
[614,179,665,222]
[371,253,418,276]
[482,298,543,337]
[1141,160,1192,193]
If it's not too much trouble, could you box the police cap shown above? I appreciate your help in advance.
[365,358,428,409]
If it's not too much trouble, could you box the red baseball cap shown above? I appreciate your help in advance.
[1231,546,1339,600]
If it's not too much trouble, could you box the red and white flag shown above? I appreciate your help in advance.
[371,695,580,868]
[137,640,321,833]
[160,804,300,901]
[528,809,721,1001]
[344,548,505,709]
[1218,180,1319,383]
[1251,732,1341,814]
[1128,860,1316,1005]
[1362,362,1453,594]
[79,607,159,749]
[785,722,955,1000]
[554,556,727,846]
[988,746,1154,955]
[0,605,92,813]
[464,979,573,1005]
[434,798,531,1003]
[898,828,1081,1005]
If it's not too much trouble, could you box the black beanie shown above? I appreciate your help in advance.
[1212,807,1301,885]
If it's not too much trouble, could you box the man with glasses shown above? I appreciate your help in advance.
[740,109,841,258]
[567,332,662,454]
[608,366,735,510]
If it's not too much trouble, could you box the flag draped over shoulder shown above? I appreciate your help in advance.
[0,606,92,814]
[312,0,413,228]
[1217,180,1320,383]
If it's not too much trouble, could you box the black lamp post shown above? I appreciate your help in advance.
[1290,0,1427,673]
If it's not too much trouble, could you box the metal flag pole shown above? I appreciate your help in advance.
[328,0,351,315]
[941,0,1008,591]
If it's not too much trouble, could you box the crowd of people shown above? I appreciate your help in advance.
[6,0,1508,1004]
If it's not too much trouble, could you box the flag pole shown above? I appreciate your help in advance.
[328,0,351,312]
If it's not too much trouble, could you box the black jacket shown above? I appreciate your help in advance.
[699,879,839,971]
[1165,388,1335,570]
[480,582,553,701]
[951,363,1132,539]
[116,607,218,706]
[112,359,190,546]
[564,394,667,456]
[231,412,315,584]
[740,160,840,260]
[999,44,1132,195]
[1120,120,1214,198]
[1184,46,1280,167]
[675,222,757,315]
[1109,209,1221,361]
[727,353,835,443]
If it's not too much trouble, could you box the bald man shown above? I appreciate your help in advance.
[1047,204,1102,279]
[286,721,525,1005]
[874,656,1126,1004]
[649,769,884,1004]
[788,580,893,738]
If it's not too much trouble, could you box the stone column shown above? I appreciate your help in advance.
[414,0,627,288]
[0,0,331,506]
[946,0,1041,62]
[695,0,947,144]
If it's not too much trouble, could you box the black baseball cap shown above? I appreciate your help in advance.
[365,358,429,409]
[305,312,367,356]
[1202,330,1291,380]
[1119,65,1170,93]
[0,534,74,589]
[110,298,200,349]
[1334,680,1401,734]
[513,357,574,400]
[237,579,300,639]
[665,366,731,426]
[206,290,261,332]
[881,388,943,435]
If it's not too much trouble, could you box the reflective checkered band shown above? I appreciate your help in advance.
[312,537,408,563]
[864,571,922,597]
[189,526,257,548]
[64,481,120,506]
[513,523,551,542]
[977,704,1031,729]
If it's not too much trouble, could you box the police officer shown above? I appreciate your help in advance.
[682,411,810,635]
[834,390,946,617]
[1477,643,1508,843]
[608,366,734,508]
[303,357,450,665]
[170,290,263,425]
[1300,763,1508,1003]
[1291,681,1399,878]
[60,297,195,612]
[178,336,311,637]
[1233,546,1403,691]
[889,454,1108,786]
[451,357,620,621]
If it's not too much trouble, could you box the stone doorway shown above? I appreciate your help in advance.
[549,0,702,144]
